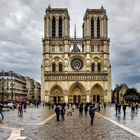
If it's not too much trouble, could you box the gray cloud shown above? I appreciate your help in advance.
[0,0,140,90]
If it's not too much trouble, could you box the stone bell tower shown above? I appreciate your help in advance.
[41,5,70,102]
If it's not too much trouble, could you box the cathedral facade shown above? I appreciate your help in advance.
[41,5,112,103]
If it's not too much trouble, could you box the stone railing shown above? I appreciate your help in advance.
[45,72,108,81]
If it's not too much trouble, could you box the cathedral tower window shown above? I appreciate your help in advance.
[91,18,94,38]
[52,63,56,72]
[91,63,95,72]
[97,63,101,72]
[97,18,100,37]
[52,16,56,38]
[59,17,62,38]
[59,63,63,72]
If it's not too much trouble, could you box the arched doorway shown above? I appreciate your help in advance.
[69,82,86,103]
[90,84,104,103]
[49,85,64,103]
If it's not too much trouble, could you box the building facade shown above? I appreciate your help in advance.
[0,71,41,102]
[112,84,129,103]
[41,6,112,103]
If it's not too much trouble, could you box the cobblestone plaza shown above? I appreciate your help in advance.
[0,105,140,140]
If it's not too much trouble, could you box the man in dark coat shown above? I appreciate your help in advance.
[0,103,4,120]
[89,106,95,125]
[123,104,127,116]
[55,105,60,121]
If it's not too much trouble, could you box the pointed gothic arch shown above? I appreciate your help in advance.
[69,82,86,103]
[90,84,104,102]
[49,85,64,103]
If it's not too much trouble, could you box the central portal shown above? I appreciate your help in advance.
[68,82,86,103]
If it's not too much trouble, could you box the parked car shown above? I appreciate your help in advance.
[2,104,10,111]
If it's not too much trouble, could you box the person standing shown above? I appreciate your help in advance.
[89,106,95,125]
[0,103,4,120]
[18,103,23,116]
[55,105,60,121]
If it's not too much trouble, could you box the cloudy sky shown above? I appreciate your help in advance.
[0,0,140,90]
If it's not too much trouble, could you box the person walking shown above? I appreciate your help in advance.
[79,103,83,115]
[23,102,27,112]
[89,106,95,125]
[84,104,88,115]
[60,107,65,120]
[55,105,60,121]
[0,103,4,120]
[123,104,127,116]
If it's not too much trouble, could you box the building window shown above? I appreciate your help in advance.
[97,18,100,37]
[52,47,55,52]
[52,63,56,72]
[59,17,62,38]
[52,17,56,38]
[59,63,63,72]
[59,46,63,52]
[91,46,94,52]
[91,18,94,38]
[97,63,101,72]
[97,45,100,52]
[91,63,95,72]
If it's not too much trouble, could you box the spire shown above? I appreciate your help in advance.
[101,4,104,10]
[48,4,51,10]
[74,24,76,39]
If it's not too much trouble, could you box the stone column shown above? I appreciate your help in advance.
[100,18,103,38]
[62,16,65,37]
[65,18,68,36]
[56,16,59,37]
[94,17,97,38]
[86,95,90,103]
[84,19,87,37]
[87,17,90,37]
[46,16,49,38]
[49,16,52,38]
[64,96,68,103]
[44,16,47,38]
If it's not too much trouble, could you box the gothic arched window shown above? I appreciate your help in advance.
[59,17,62,38]
[97,63,101,72]
[91,63,95,72]
[59,63,63,72]
[97,18,100,37]
[52,63,56,72]
[52,17,56,38]
[91,18,94,38]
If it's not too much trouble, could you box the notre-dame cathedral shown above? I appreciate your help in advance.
[41,5,112,103]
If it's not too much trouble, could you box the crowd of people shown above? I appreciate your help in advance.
[0,101,41,120]
[115,102,139,117]
[53,102,107,125]
[0,101,139,125]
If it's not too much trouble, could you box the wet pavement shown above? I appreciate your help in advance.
[0,105,140,140]
[99,104,140,134]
